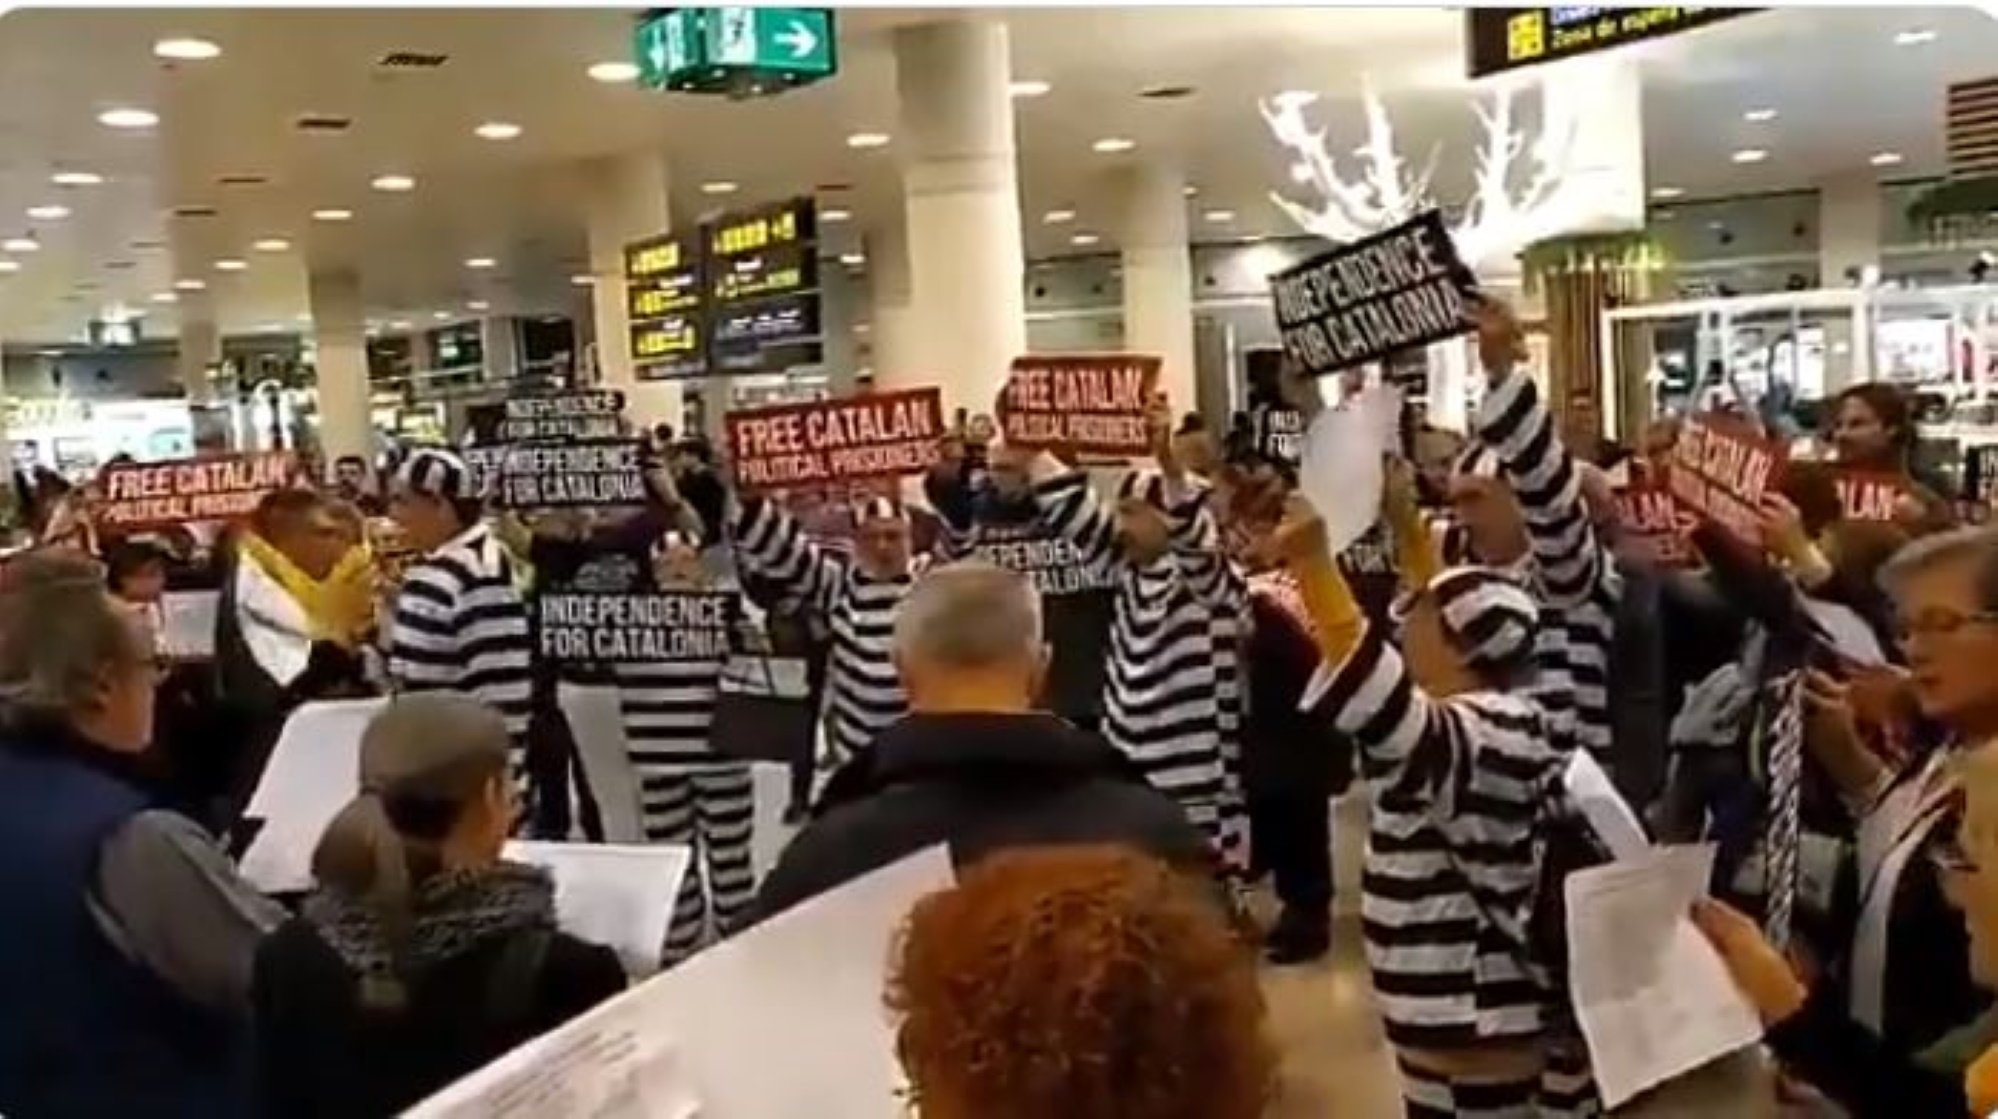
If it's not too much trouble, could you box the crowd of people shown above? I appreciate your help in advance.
[3,292,1998,1116]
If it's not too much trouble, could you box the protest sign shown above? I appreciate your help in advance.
[504,842,692,979]
[495,440,648,509]
[1831,469,1908,523]
[1253,405,1306,467]
[1666,413,1787,548]
[1269,209,1477,376]
[725,388,944,490]
[496,390,627,443]
[998,353,1160,456]
[537,590,736,664]
[98,451,292,529]
[241,698,387,894]
[1613,481,1699,567]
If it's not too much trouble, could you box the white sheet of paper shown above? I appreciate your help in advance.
[557,684,648,845]
[505,842,692,979]
[1563,750,1649,861]
[1298,385,1398,556]
[157,590,220,660]
[1801,597,1886,667]
[239,697,385,894]
[409,845,956,1119]
[1564,844,1763,1110]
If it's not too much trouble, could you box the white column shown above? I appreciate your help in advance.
[1116,163,1198,414]
[864,214,918,390]
[819,261,862,397]
[308,269,372,465]
[176,311,219,407]
[1536,56,1647,242]
[482,316,520,382]
[582,152,684,432]
[1819,172,1883,286]
[894,18,1027,413]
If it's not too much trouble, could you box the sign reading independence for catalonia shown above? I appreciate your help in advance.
[538,590,736,664]
[495,441,650,509]
[1269,210,1476,377]
[1464,7,1752,80]
[497,390,627,443]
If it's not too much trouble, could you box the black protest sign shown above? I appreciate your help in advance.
[495,440,649,509]
[1269,210,1476,376]
[537,589,737,664]
[497,391,627,443]
[961,521,1114,720]
[1253,406,1306,467]
[964,521,1117,599]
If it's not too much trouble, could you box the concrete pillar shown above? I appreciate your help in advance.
[820,260,862,397]
[581,152,685,431]
[1819,172,1883,286]
[308,269,373,465]
[482,316,520,383]
[176,311,220,407]
[1536,55,1648,242]
[894,18,1027,413]
[864,214,918,390]
[1116,163,1198,415]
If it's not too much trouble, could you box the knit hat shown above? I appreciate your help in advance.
[395,448,474,502]
[1393,564,1540,679]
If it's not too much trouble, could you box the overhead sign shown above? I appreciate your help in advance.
[538,590,736,664]
[497,390,627,443]
[998,354,1161,457]
[726,388,944,490]
[625,233,705,381]
[98,451,292,529]
[1269,209,1475,377]
[1465,7,1752,79]
[635,7,837,97]
[1666,413,1787,549]
[494,441,649,509]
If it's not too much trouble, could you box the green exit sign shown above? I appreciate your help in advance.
[635,8,837,97]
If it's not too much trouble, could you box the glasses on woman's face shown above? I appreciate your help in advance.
[1896,608,1998,644]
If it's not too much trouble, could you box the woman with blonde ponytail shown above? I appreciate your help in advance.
[251,694,624,1118]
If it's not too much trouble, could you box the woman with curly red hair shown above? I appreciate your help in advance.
[886,845,1275,1119]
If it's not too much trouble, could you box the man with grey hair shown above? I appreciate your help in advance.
[749,561,1213,923]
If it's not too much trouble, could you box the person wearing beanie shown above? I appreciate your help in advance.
[251,694,624,1118]
[385,449,533,789]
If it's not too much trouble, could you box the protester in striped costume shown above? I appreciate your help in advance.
[613,532,754,965]
[1013,431,1245,855]
[1272,487,1565,1119]
[732,491,917,771]
[386,449,534,786]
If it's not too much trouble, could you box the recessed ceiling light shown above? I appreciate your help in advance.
[839,252,865,266]
[2,237,38,253]
[1043,209,1076,224]
[311,207,354,222]
[1203,209,1236,223]
[432,311,451,321]
[821,208,851,223]
[253,237,291,252]
[1070,232,1100,247]
[846,132,891,149]
[50,171,103,187]
[1743,108,1778,123]
[588,60,639,83]
[214,258,248,271]
[98,107,159,130]
[1894,28,1937,46]
[389,319,412,331]
[1651,186,1686,200]
[1183,184,1199,198]
[257,322,284,334]
[150,290,177,303]
[370,174,415,192]
[1009,79,1051,98]
[26,205,69,221]
[1871,150,1905,167]
[154,37,221,61]
[1730,148,1768,164]
[1091,137,1137,154]
[701,181,739,195]
[467,299,490,312]
[0,261,19,275]
[474,121,522,141]
[173,277,206,291]
[465,256,497,269]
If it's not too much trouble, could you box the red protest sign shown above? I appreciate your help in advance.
[1831,469,1909,523]
[998,353,1160,456]
[98,451,293,530]
[1613,482,1698,567]
[725,388,945,491]
[1665,412,1787,549]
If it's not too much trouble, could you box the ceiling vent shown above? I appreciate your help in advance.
[218,174,267,187]
[129,239,166,251]
[376,51,448,70]
[172,205,218,219]
[1138,84,1197,101]
[105,260,136,271]
[294,114,352,133]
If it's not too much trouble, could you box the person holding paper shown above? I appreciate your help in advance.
[751,563,1214,924]
[386,449,534,787]
[1269,487,1569,1117]
[0,550,283,1118]
[252,694,625,1119]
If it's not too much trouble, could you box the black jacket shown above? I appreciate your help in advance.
[1241,595,1349,800]
[1768,986,1968,1117]
[750,712,1215,923]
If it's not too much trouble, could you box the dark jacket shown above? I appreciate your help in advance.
[1768,987,1968,1117]
[0,730,250,1118]
[751,712,1215,922]
[251,863,625,1118]
[1241,594,1349,800]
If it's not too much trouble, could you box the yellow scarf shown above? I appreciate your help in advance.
[238,532,377,648]
[1967,1043,1998,1116]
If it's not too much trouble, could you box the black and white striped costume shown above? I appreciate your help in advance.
[1033,469,1243,846]
[1467,368,1622,764]
[611,579,755,965]
[1305,568,1560,1117]
[387,451,533,781]
[732,496,914,766]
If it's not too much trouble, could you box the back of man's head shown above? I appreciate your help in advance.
[893,562,1045,712]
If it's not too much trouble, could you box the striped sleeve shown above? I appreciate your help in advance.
[1474,367,1607,610]
[1165,489,1242,611]
[388,548,532,766]
[458,571,533,740]
[1032,471,1119,573]
[731,497,847,617]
